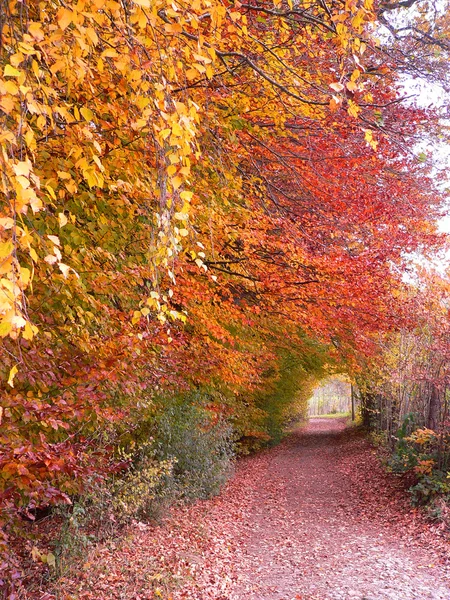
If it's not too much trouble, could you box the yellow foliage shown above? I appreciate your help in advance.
[0,0,376,380]
[406,428,437,446]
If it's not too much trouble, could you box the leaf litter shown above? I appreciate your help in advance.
[51,419,450,599]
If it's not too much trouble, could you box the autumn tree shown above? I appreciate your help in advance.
[0,0,449,593]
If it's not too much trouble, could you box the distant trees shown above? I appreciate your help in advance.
[308,377,352,416]
[357,271,450,437]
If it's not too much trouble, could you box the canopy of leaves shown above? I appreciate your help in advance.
[0,0,449,592]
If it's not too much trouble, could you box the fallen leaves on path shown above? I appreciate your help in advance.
[36,420,450,599]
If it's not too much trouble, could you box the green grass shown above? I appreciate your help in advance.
[309,412,351,419]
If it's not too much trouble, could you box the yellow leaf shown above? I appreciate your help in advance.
[22,321,35,341]
[132,310,142,325]
[80,107,94,122]
[1,278,15,295]
[25,129,36,151]
[0,96,15,114]
[57,8,73,30]
[4,81,19,95]
[347,100,361,118]
[0,320,12,337]
[47,235,60,246]
[16,175,30,189]
[101,48,118,58]
[134,0,151,5]
[0,130,16,144]
[185,69,198,81]
[10,53,24,67]
[12,315,26,329]
[92,154,104,171]
[0,218,14,230]
[171,176,183,190]
[0,241,13,259]
[12,161,31,177]
[19,267,30,288]
[364,129,378,151]
[164,23,182,33]
[46,553,56,568]
[7,365,18,387]
[364,129,373,144]
[58,213,68,227]
[86,27,99,46]
[4,65,21,77]
[58,263,71,278]
[193,63,206,74]
[29,192,43,213]
[329,82,344,92]
[193,53,212,65]
[180,191,193,202]
[84,168,100,188]
[171,122,183,137]
[28,22,45,41]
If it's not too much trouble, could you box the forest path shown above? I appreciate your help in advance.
[233,418,450,599]
[67,419,450,600]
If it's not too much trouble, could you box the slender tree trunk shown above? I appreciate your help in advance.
[427,383,439,431]
[351,383,355,421]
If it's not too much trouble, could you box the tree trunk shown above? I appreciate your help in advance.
[351,383,355,421]
[427,383,440,431]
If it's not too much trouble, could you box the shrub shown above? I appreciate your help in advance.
[387,416,450,508]
[409,473,450,506]
[111,442,175,521]
[53,445,174,579]
[26,392,235,589]
[153,398,234,500]
[387,413,421,473]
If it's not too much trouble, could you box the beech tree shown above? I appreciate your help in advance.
[0,0,449,592]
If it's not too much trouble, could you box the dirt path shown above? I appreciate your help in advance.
[62,419,450,600]
[234,418,450,599]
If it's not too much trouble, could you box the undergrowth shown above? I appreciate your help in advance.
[377,415,450,522]
[49,394,234,588]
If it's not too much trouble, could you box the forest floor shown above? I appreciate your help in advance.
[54,419,450,600]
